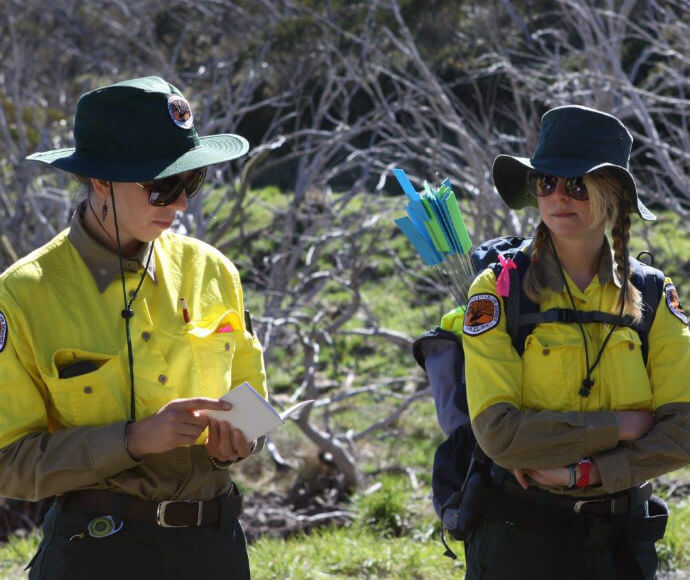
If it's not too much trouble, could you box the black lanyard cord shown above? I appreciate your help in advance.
[109,183,155,421]
[548,235,628,397]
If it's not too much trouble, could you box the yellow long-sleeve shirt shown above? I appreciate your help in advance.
[0,209,266,501]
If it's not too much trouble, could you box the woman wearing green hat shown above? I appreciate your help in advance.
[449,105,690,578]
[0,77,266,579]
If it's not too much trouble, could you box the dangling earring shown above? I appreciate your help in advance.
[101,200,108,221]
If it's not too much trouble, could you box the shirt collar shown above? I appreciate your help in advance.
[68,202,157,293]
[533,236,621,292]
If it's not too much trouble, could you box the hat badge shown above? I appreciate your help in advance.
[167,96,193,129]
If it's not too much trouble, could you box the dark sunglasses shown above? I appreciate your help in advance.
[137,168,207,206]
[528,172,589,201]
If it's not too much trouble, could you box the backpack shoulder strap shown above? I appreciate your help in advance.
[490,248,537,356]
[629,258,665,365]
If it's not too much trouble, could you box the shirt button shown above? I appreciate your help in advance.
[158,375,168,385]
[141,332,151,342]
[225,342,231,351]
[83,386,93,394]
[542,349,550,356]
[628,343,635,351]
[177,460,186,470]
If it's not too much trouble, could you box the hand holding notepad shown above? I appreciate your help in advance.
[201,382,313,441]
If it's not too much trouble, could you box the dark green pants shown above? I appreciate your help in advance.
[463,502,658,580]
[28,500,251,580]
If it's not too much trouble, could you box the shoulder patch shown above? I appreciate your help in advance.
[0,311,6,352]
[463,294,500,336]
[664,283,688,325]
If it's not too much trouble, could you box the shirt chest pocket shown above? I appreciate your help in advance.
[187,309,241,398]
[45,348,128,428]
[521,332,584,411]
[600,329,652,410]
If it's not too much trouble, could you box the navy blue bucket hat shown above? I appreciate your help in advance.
[26,76,249,182]
[492,105,655,221]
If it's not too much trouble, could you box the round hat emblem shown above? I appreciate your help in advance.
[167,96,194,129]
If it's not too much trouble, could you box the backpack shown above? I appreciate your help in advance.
[412,236,665,556]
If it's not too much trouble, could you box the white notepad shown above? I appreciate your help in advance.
[201,382,313,441]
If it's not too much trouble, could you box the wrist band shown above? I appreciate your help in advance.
[576,459,592,488]
[567,464,577,488]
[209,455,235,470]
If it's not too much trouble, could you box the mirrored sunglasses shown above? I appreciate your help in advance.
[528,172,589,201]
[138,168,207,207]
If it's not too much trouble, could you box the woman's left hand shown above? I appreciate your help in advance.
[204,418,255,463]
[513,463,602,490]
[512,467,570,489]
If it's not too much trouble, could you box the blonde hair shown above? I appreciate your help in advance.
[523,169,642,322]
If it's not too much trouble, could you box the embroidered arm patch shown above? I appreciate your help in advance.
[665,283,688,325]
[463,294,500,336]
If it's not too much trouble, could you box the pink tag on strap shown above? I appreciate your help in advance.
[496,255,517,297]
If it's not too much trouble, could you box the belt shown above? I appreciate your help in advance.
[496,471,651,517]
[60,487,243,528]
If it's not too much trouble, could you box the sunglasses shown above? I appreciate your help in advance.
[528,172,589,201]
[137,168,207,206]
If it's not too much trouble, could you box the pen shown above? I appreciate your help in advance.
[180,297,190,323]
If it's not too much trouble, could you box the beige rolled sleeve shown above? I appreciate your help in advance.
[0,422,141,501]
[473,402,620,470]
[595,402,690,493]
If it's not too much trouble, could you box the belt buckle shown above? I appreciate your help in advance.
[573,497,606,514]
[156,500,203,528]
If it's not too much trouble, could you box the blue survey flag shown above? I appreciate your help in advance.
[392,168,472,260]
[392,168,475,305]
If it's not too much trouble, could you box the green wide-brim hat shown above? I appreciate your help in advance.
[26,76,249,182]
[492,105,656,221]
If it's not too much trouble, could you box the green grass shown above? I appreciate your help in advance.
[248,525,465,580]
[0,531,40,579]
[657,498,690,572]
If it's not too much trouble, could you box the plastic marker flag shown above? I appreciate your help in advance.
[392,168,475,305]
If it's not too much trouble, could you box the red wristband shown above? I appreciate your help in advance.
[576,459,592,488]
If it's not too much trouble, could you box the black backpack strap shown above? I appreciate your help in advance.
[509,250,538,356]
[520,308,637,327]
[488,247,537,356]
[629,258,665,365]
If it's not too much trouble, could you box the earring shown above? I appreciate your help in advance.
[101,201,108,221]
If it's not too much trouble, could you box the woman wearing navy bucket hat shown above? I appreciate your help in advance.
[444,105,690,579]
[0,77,267,579]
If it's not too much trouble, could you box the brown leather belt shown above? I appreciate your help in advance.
[60,487,243,528]
[499,475,652,517]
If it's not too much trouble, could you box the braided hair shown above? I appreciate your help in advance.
[523,220,550,303]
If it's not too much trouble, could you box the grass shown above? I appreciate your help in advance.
[249,474,464,579]
[0,531,39,579]
[658,498,690,573]
[249,526,465,580]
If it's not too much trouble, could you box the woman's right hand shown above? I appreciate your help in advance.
[125,398,232,457]
[615,410,655,441]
